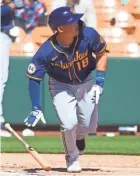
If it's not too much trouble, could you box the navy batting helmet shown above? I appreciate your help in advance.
[48,6,84,30]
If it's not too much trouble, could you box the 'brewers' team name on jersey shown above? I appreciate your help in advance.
[51,50,88,69]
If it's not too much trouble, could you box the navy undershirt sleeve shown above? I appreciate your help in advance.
[29,79,41,111]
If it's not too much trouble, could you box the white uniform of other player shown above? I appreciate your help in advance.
[0,32,12,123]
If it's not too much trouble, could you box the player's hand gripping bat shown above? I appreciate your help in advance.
[4,123,51,171]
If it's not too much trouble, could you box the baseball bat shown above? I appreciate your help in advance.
[4,123,51,171]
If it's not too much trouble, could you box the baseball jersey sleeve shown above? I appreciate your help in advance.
[89,28,107,55]
[26,50,47,81]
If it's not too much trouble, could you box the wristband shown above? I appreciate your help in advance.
[96,70,105,87]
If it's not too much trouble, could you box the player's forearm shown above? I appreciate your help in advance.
[29,79,41,110]
[95,52,108,87]
[96,52,108,71]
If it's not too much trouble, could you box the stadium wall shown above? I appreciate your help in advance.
[3,57,140,125]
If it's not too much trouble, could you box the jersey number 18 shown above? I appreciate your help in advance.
[77,57,88,71]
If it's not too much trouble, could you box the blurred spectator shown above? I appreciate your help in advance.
[14,0,47,33]
[0,0,13,137]
[51,0,97,28]
[0,0,17,42]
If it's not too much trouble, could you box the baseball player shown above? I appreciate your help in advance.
[24,6,108,172]
[0,0,13,137]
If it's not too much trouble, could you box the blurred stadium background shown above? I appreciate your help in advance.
[8,0,140,57]
[2,0,140,134]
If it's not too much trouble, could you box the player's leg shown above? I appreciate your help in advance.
[76,80,98,151]
[49,77,81,172]
[0,32,11,119]
[76,105,98,154]
[76,105,98,138]
[0,32,12,137]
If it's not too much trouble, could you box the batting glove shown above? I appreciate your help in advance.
[92,85,103,104]
[93,70,105,104]
[24,110,46,127]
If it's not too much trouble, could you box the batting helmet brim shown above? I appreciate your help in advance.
[68,13,84,24]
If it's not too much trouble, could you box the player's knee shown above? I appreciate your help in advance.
[66,123,77,130]
[81,118,89,128]
[82,122,91,132]
[61,122,78,131]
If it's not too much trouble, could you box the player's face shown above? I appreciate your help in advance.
[59,22,79,37]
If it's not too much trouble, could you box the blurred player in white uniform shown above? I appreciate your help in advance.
[0,0,13,137]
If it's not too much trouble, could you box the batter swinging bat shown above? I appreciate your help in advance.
[4,123,51,171]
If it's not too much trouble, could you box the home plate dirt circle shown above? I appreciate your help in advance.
[1,154,140,176]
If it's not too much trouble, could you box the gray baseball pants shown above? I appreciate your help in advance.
[49,74,98,162]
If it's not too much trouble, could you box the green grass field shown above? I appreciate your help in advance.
[1,136,140,155]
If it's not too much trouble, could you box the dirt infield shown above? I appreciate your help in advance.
[1,153,140,176]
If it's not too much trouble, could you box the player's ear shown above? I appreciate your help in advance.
[78,20,85,31]
[57,27,63,33]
